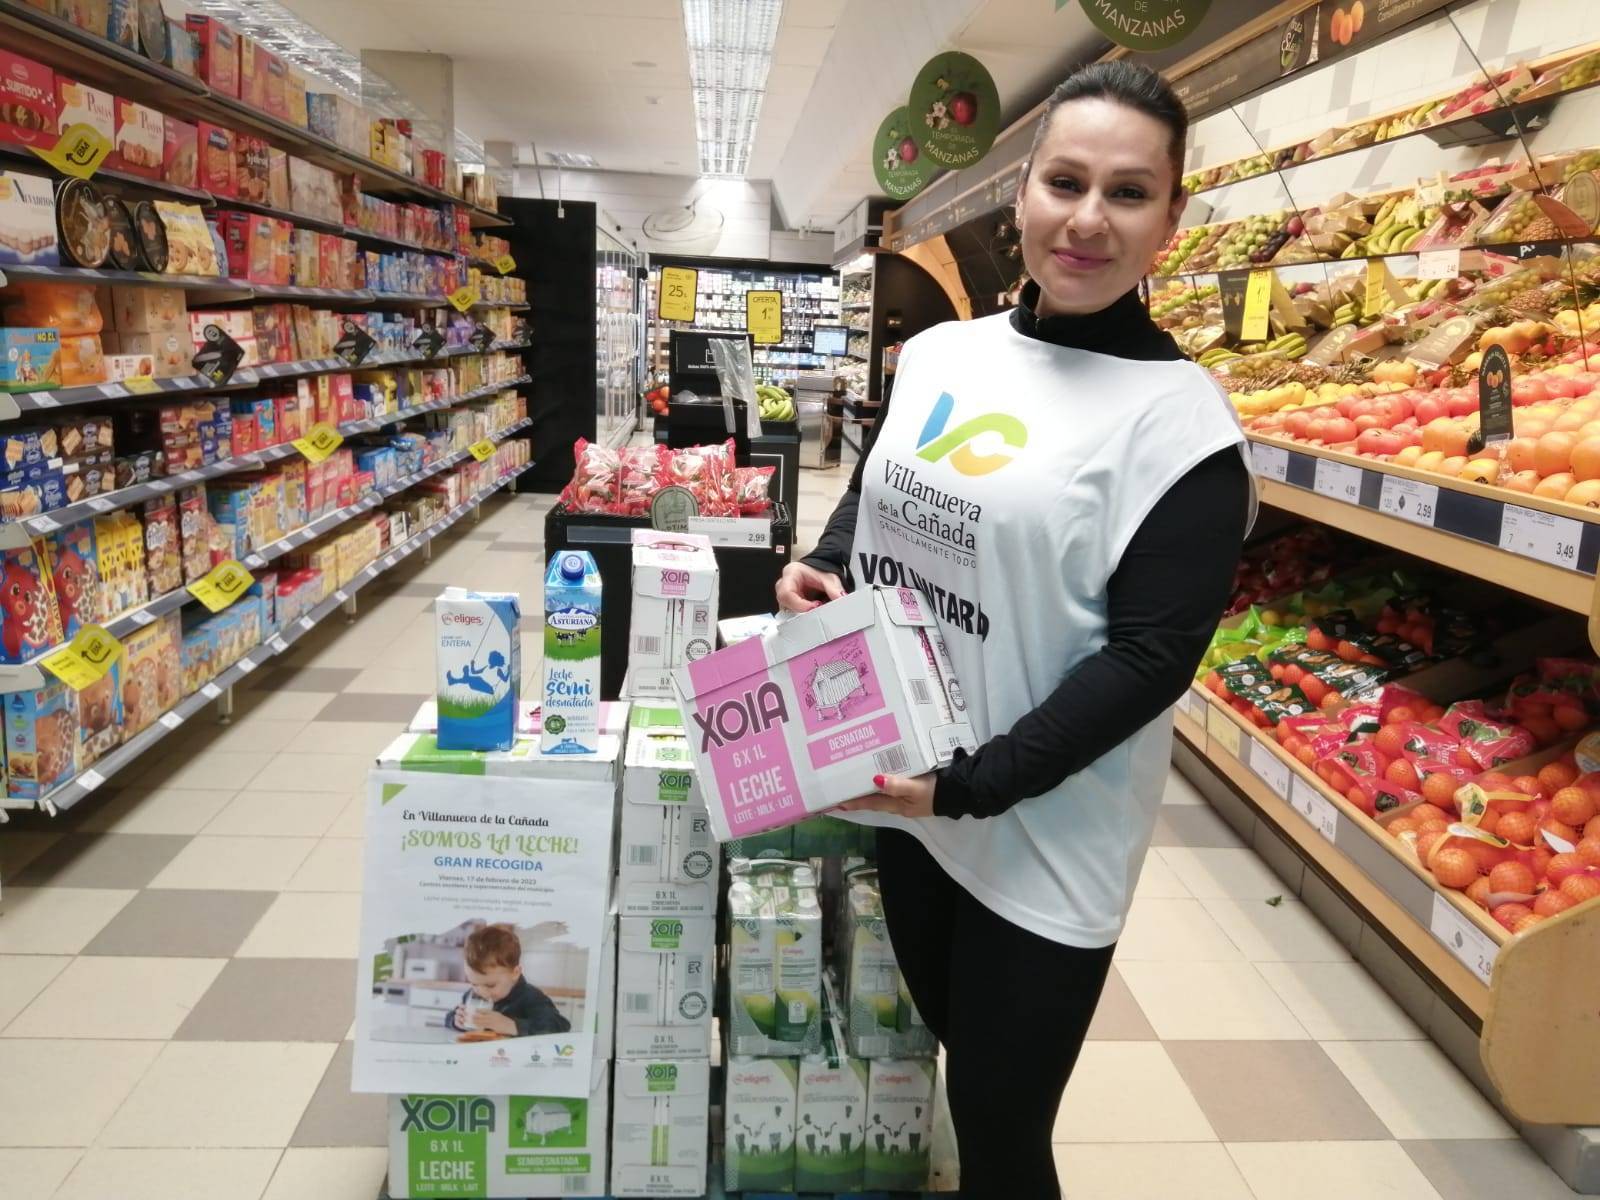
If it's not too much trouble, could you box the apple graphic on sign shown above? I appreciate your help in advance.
[898,137,918,163]
[948,92,978,127]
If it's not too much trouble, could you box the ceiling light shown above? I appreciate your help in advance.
[681,0,782,179]
[545,151,600,169]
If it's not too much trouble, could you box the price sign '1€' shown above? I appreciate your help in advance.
[658,266,697,322]
[41,624,125,691]
[188,560,255,613]
[746,289,784,345]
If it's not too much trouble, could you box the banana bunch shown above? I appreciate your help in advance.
[1198,347,1242,368]
[1405,278,1450,303]
[1265,332,1307,359]
[1332,300,1361,327]
[1366,220,1426,254]
[756,384,795,421]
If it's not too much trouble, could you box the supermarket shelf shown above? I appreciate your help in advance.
[1153,236,1591,282]
[196,194,464,258]
[0,343,530,419]
[0,139,216,205]
[0,262,249,293]
[368,291,451,306]
[1174,686,1500,1018]
[841,301,873,311]
[472,301,529,312]
[1247,436,1600,624]
[25,459,533,816]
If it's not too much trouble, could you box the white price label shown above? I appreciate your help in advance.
[1417,248,1461,280]
[334,589,349,603]
[31,392,59,407]
[1378,475,1439,527]
[98,383,124,398]
[686,515,773,548]
[174,376,197,389]
[268,635,289,654]
[77,768,104,793]
[1289,777,1340,843]
[1251,443,1290,482]
[127,609,155,627]
[236,657,257,674]
[201,682,222,700]
[1429,892,1496,986]
[298,616,315,632]
[1313,458,1364,504]
[1248,739,1291,799]
[158,711,184,731]
[147,480,172,493]
[1499,504,1581,569]
[28,515,61,533]
[86,497,117,513]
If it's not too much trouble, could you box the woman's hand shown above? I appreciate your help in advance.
[776,561,845,612]
[836,773,936,819]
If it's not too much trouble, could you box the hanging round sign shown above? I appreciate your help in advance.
[906,52,1001,171]
[872,107,936,201]
[1078,0,1209,52]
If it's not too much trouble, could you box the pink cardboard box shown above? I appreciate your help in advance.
[672,586,976,842]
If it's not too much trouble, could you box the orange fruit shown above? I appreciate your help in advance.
[1465,876,1494,909]
[1411,803,1450,826]
[1523,715,1562,746]
[1512,775,1546,798]
[1481,771,1515,790]
[1493,902,1534,930]
[1578,836,1600,867]
[1535,472,1577,498]
[1560,873,1600,903]
[1386,760,1420,791]
[1374,726,1408,758]
[1534,889,1576,917]
[1511,912,1548,934]
[1567,479,1600,507]
[1416,829,1448,861]
[1538,761,1579,792]
[1554,704,1589,732]
[1476,807,1502,836]
[1489,860,1537,896]
[1526,846,1555,880]
[1421,773,1459,808]
[1295,744,1316,766]
[1432,846,1480,889]
[1505,436,1539,473]
[1465,840,1509,874]
[1551,786,1597,827]
[1387,817,1419,838]
[1568,437,1600,480]
[1587,815,1600,839]
[1535,431,1580,477]
[1541,817,1580,846]
[1504,469,1541,494]
[1320,692,1343,715]
[1546,851,1586,883]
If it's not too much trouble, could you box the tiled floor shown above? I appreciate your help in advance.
[0,467,1582,1200]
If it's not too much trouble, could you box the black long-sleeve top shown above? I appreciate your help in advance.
[800,282,1252,819]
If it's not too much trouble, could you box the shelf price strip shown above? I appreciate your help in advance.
[1288,776,1339,844]
[1429,892,1496,987]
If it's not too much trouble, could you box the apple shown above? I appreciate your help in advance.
[1414,395,1448,423]
[1446,390,1479,417]
[948,92,978,126]
[1513,378,1549,406]
[898,137,918,163]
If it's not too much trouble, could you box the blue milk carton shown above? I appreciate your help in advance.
[541,551,601,755]
[435,587,521,751]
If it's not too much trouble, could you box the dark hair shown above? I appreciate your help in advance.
[1026,61,1188,197]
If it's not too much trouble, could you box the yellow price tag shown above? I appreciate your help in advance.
[40,624,124,691]
[123,376,161,394]
[29,122,112,180]
[659,266,698,322]
[468,439,497,462]
[1205,703,1243,759]
[293,422,344,464]
[188,559,254,613]
[449,285,479,313]
[494,254,516,275]
[1241,269,1273,343]
[746,289,783,345]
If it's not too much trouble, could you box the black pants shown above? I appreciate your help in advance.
[876,828,1116,1200]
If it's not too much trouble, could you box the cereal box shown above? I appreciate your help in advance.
[77,657,122,765]
[140,498,182,595]
[0,170,58,267]
[112,98,163,179]
[0,539,64,664]
[672,587,977,842]
[4,680,79,800]
[176,485,211,585]
[264,52,288,120]
[186,15,239,97]
[0,50,56,149]
[46,522,100,640]
[234,134,269,205]
[238,34,267,112]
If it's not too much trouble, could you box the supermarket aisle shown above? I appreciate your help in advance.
[0,467,1578,1200]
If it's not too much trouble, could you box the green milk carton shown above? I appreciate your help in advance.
[844,868,935,1058]
[726,858,822,1056]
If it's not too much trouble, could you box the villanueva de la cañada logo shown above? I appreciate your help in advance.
[915,392,1027,476]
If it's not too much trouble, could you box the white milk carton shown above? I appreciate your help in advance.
[723,1056,798,1192]
[620,705,718,917]
[387,1072,610,1198]
[673,586,976,842]
[435,588,521,751]
[542,551,602,754]
[726,859,822,1057]
[864,1058,937,1192]
[843,868,935,1059]
[615,915,715,1059]
[629,530,718,699]
[796,993,869,1194]
[611,1057,711,1197]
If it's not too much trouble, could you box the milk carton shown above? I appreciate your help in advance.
[726,859,822,1057]
[542,551,601,755]
[843,868,935,1059]
[615,915,715,1059]
[434,588,521,751]
[386,1072,610,1199]
[620,706,718,917]
[610,1057,710,1197]
[723,1056,798,1192]
[629,530,718,699]
[865,1058,937,1191]
[673,586,976,842]
[796,994,869,1193]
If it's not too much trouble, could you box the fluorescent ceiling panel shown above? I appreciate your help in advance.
[683,0,783,178]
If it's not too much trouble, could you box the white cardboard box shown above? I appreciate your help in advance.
[628,530,718,699]
[673,586,977,843]
[611,1057,710,1197]
[620,705,718,917]
[386,1070,609,1198]
[615,915,715,1059]
[595,902,617,1059]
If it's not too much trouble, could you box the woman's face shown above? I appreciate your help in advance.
[1014,97,1186,316]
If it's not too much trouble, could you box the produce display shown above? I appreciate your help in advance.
[558,438,776,518]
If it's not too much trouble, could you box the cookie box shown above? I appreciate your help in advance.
[0,50,56,149]
[54,77,114,148]
[185,15,239,98]
[0,328,61,392]
[112,98,163,179]
[0,170,59,266]
[4,679,79,800]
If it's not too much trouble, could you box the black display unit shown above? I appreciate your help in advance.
[667,329,754,399]
[500,197,599,493]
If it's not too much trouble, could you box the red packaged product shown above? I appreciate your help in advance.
[238,34,268,112]
[264,52,289,120]
[111,98,163,179]
[140,498,182,595]
[732,465,775,514]
[162,117,199,189]
[197,122,236,198]
[234,134,270,204]
[617,445,664,516]
[176,486,211,585]
[231,412,258,456]
[560,438,620,513]
[1377,684,1433,724]
[661,439,735,515]
[330,374,357,423]
[186,16,240,98]
[1437,701,1537,770]
[0,50,56,149]
[1392,723,1466,764]
[274,392,304,443]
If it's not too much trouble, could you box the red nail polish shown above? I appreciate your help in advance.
[873,774,886,788]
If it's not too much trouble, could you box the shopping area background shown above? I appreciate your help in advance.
[2,0,1600,1197]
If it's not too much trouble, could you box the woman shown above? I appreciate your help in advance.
[777,61,1255,1197]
